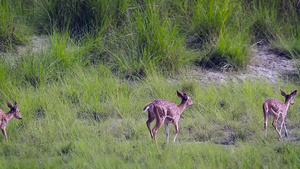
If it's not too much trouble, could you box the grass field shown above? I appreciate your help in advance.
[0,72,299,168]
[1,0,300,168]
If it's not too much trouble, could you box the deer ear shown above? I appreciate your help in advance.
[183,92,189,100]
[7,102,13,109]
[280,89,287,97]
[14,101,18,108]
[177,91,183,98]
[291,90,297,97]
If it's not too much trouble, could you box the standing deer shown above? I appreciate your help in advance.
[263,89,297,138]
[143,91,193,142]
[0,101,22,139]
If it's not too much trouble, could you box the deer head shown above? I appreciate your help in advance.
[7,101,22,120]
[281,89,297,105]
[177,91,193,106]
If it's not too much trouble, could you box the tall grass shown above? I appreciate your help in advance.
[0,0,31,52]
[2,0,300,72]
[247,0,300,59]
[0,30,81,88]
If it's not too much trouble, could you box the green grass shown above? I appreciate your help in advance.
[2,0,300,73]
[0,70,299,168]
[1,0,300,168]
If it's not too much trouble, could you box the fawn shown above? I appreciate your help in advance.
[143,91,193,142]
[263,89,297,138]
[0,101,22,139]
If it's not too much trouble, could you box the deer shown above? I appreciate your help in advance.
[0,101,22,139]
[143,91,193,142]
[263,89,297,139]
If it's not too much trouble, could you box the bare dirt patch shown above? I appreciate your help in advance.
[1,36,50,60]
[246,43,299,83]
[18,36,50,53]
[187,43,300,84]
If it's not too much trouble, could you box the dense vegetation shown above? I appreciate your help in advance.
[0,0,300,168]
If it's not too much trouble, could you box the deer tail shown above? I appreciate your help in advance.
[143,102,153,112]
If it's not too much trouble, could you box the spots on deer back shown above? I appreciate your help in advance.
[265,99,288,116]
[152,99,177,110]
[153,106,167,119]
[151,99,179,119]
[152,99,175,106]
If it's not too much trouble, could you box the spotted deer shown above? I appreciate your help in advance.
[143,91,193,142]
[263,89,297,138]
[0,101,22,139]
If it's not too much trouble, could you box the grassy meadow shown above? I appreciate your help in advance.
[1,0,300,168]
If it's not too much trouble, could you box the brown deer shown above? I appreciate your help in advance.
[0,101,22,139]
[143,91,193,142]
[263,89,297,138]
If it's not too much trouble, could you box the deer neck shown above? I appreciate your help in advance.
[282,98,292,113]
[5,112,14,122]
[178,100,188,115]
[285,98,292,106]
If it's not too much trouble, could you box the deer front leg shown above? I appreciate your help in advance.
[1,128,7,139]
[173,120,179,142]
[272,118,282,138]
[283,120,288,138]
[279,117,286,138]
[164,122,170,143]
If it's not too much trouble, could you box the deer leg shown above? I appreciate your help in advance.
[152,117,164,141]
[263,110,269,137]
[173,120,179,142]
[1,129,7,139]
[146,113,155,138]
[279,117,285,137]
[272,117,281,138]
[283,119,288,138]
[164,122,170,143]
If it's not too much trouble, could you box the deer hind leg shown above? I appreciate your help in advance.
[164,122,170,143]
[263,103,270,137]
[152,107,167,142]
[146,113,155,138]
[263,110,269,137]
[152,117,164,141]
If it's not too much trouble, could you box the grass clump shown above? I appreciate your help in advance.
[0,1,31,52]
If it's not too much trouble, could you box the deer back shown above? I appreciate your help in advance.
[151,99,180,117]
[264,98,288,114]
